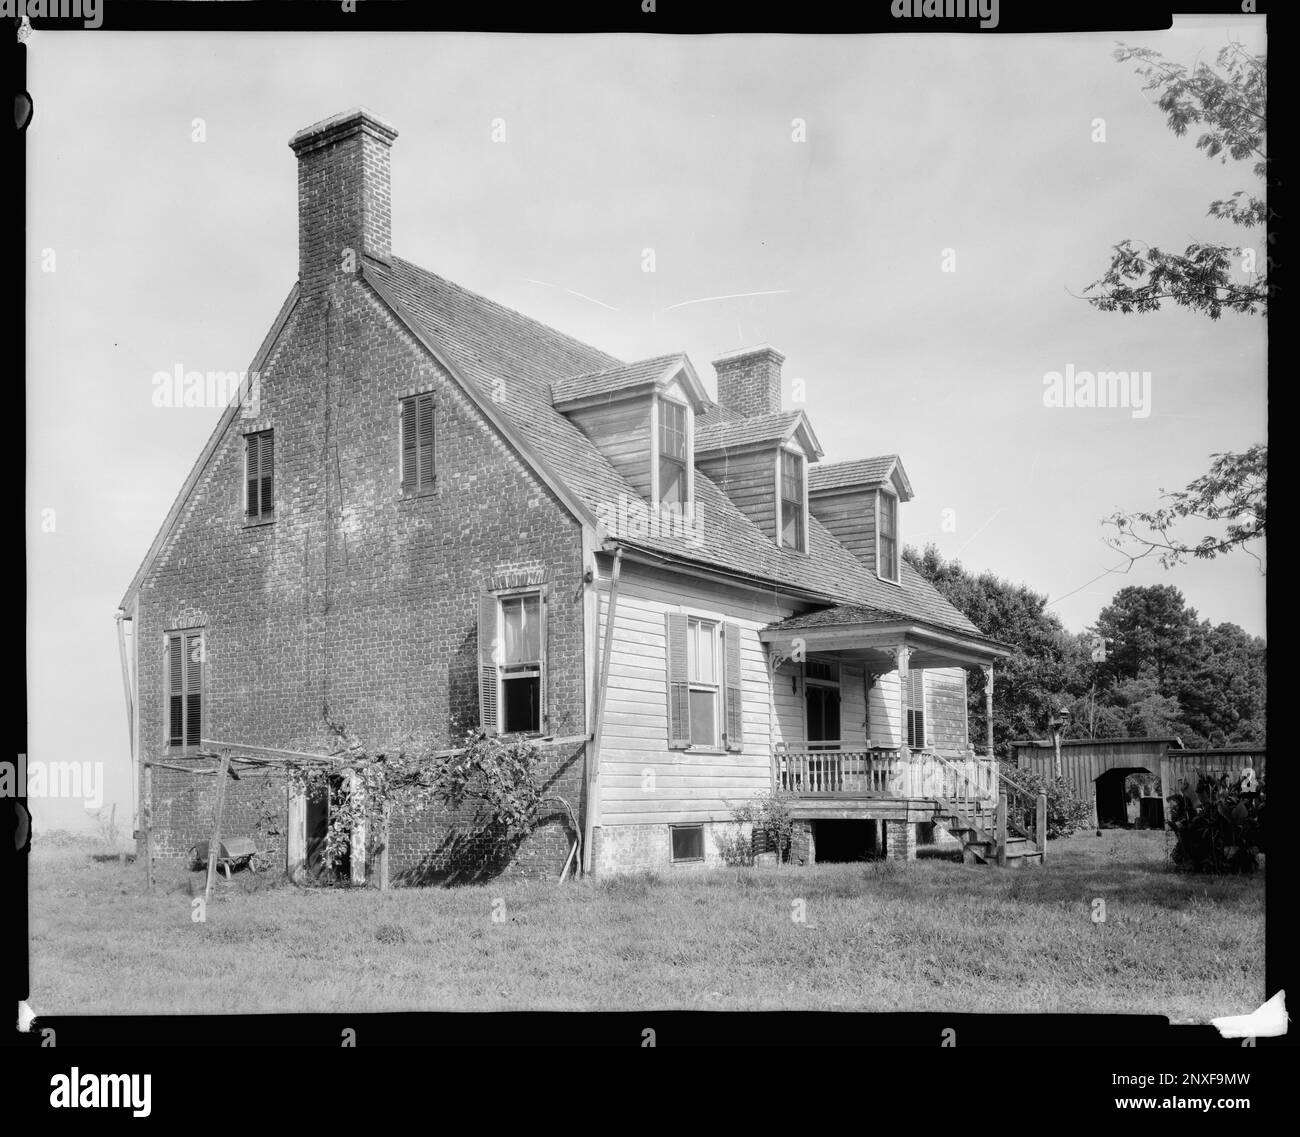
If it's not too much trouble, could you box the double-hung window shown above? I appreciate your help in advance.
[666,613,743,752]
[779,450,805,552]
[479,590,546,735]
[658,399,688,509]
[878,490,899,582]
[686,616,720,748]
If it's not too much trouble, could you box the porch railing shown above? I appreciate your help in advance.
[774,744,1000,801]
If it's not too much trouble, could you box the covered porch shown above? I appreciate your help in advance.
[760,608,1013,810]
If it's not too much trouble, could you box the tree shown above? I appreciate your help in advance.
[1091,584,1200,692]
[1173,621,1266,746]
[1104,444,1266,570]
[905,545,1088,758]
[1083,43,1268,319]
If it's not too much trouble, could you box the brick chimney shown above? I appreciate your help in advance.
[289,107,398,296]
[712,345,784,419]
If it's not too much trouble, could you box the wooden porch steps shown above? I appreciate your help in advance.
[932,798,1044,868]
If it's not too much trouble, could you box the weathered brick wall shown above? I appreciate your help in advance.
[135,274,589,884]
[148,760,289,864]
[883,819,918,861]
[386,740,585,884]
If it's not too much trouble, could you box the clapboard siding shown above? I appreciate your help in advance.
[868,670,903,747]
[568,398,652,498]
[597,560,796,826]
[841,664,868,745]
[927,667,969,753]
[808,486,877,571]
[695,450,777,540]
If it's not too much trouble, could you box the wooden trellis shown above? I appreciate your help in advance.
[141,734,590,895]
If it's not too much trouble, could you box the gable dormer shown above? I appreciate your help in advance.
[551,354,711,511]
[807,456,913,582]
[693,346,823,553]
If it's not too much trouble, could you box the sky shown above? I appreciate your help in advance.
[25,19,1267,831]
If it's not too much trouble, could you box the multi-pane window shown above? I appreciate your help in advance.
[658,399,687,508]
[687,616,719,747]
[878,491,899,581]
[166,630,204,748]
[245,430,274,522]
[779,450,805,552]
[667,613,743,752]
[499,593,543,734]
[401,393,436,493]
[906,670,926,749]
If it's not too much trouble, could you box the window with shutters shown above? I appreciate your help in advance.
[778,449,806,552]
[906,669,926,750]
[686,616,720,748]
[666,613,743,752]
[878,490,900,583]
[479,590,546,735]
[244,430,274,522]
[657,398,688,510]
[400,393,436,495]
[166,629,204,748]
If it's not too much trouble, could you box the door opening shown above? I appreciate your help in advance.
[305,774,352,881]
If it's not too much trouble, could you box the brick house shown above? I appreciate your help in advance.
[118,107,1020,883]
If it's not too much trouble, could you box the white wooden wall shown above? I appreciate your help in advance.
[596,562,795,826]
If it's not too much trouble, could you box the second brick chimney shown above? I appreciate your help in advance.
[712,345,785,419]
[290,107,398,296]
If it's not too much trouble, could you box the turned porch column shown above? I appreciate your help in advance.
[982,664,995,758]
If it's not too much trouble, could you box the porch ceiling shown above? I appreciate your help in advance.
[759,618,1010,670]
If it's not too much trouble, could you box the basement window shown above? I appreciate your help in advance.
[670,824,705,863]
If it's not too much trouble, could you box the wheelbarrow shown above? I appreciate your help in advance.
[187,837,266,879]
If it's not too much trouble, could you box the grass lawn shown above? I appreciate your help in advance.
[27,828,1263,1018]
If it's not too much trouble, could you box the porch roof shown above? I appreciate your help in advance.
[760,605,1012,669]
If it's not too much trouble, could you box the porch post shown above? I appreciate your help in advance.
[895,645,911,796]
[982,664,995,759]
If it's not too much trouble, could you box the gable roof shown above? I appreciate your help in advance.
[121,251,985,643]
[694,410,823,460]
[363,257,982,637]
[120,284,301,608]
[549,354,709,410]
[810,455,913,501]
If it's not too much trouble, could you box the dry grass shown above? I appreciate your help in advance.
[27,827,1263,1019]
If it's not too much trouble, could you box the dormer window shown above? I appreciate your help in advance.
[778,449,806,553]
[658,398,688,509]
[878,490,900,582]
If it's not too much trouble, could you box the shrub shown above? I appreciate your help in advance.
[714,823,753,867]
[1002,767,1092,840]
[730,791,795,862]
[1167,771,1265,874]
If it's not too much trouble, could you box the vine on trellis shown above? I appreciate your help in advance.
[287,716,569,880]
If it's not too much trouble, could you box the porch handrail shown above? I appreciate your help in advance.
[916,750,999,807]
